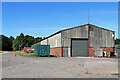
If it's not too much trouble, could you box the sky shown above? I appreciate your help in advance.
[2,2,118,38]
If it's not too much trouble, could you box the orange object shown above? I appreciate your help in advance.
[23,48,32,53]
[14,52,16,56]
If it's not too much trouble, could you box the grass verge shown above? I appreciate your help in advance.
[17,52,35,57]
[17,51,59,58]
[111,73,120,75]
[84,68,91,74]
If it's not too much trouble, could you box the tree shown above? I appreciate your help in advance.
[0,35,2,51]
[34,37,42,44]
[43,37,46,39]
[12,33,42,51]
[24,35,34,47]
[9,36,14,50]
[12,33,25,51]
[2,33,43,51]
[25,43,29,47]
[115,38,120,45]
[20,33,24,37]
[1,35,12,51]
[12,38,19,51]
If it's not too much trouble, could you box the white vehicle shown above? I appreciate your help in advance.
[27,49,35,53]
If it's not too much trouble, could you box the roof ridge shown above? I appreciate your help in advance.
[41,23,114,41]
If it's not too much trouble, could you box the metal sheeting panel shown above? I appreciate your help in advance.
[63,25,88,47]
[99,29,102,47]
[35,45,40,56]
[107,31,110,47]
[64,47,68,57]
[41,39,48,45]
[72,39,88,57]
[41,33,62,48]
[89,25,114,47]
[35,45,50,57]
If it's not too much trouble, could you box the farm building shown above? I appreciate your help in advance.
[36,24,115,57]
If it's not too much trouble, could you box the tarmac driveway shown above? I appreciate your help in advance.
[2,52,118,78]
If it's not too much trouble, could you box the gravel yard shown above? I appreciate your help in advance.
[2,52,118,78]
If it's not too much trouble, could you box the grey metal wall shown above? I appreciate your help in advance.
[41,33,61,48]
[41,39,48,45]
[62,25,89,47]
[35,24,114,50]
[89,25,114,47]
[48,33,61,48]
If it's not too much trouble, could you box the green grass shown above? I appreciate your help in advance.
[111,73,120,75]
[17,51,59,58]
[84,68,91,74]
[78,64,84,66]
[84,71,91,74]
[17,52,35,57]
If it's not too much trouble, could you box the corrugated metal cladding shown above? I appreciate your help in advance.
[62,25,88,48]
[41,33,61,48]
[35,45,50,56]
[64,47,68,57]
[89,25,114,47]
[37,24,114,57]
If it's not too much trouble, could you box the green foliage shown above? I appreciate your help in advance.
[115,38,120,45]
[34,37,42,44]
[1,33,43,51]
[0,35,14,51]
[17,51,35,57]
[25,43,29,47]
[12,33,42,51]
[12,38,19,51]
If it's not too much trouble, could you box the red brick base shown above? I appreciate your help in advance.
[50,47,62,57]
[89,47,114,57]
[50,47,114,57]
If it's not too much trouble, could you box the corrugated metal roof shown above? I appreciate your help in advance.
[41,24,115,41]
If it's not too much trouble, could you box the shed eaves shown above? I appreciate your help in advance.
[41,24,114,41]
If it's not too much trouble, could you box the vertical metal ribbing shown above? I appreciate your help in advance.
[47,39,48,45]
[88,24,90,56]
[61,31,64,57]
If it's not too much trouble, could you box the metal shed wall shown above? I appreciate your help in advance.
[62,25,89,48]
[89,25,114,47]
[41,33,61,48]
[48,33,61,48]
[41,39,48,45]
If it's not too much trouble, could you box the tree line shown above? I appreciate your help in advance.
[0,33,120,51]
[0,33,42,51]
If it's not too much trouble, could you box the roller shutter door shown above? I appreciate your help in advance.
[71,39,88,57]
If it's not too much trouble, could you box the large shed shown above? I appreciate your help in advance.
[40,24,115,57]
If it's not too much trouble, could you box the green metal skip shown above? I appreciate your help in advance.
[35,45,50,57]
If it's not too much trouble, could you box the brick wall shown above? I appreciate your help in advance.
[50,47,62,57]
[89,48,95,57]
[89,47,114,57]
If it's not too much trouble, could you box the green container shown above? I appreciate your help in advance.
[35,45,50,57]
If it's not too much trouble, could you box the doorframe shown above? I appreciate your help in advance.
[71,38,89,57]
